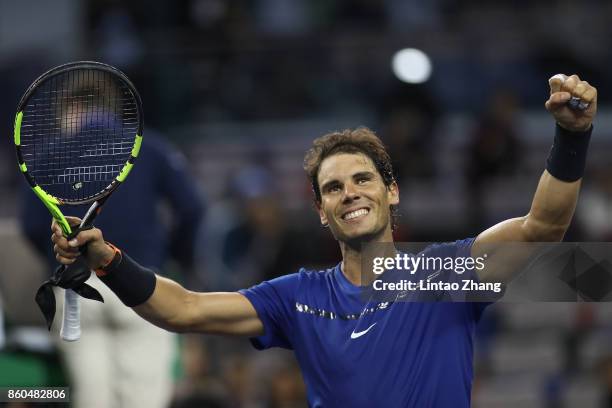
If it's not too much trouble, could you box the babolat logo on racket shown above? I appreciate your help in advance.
[72,182,84,191]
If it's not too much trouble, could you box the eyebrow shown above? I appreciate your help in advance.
[353,171,375,180]
[320,171,377,193]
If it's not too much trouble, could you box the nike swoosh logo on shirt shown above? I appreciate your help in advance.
[350,322,377,339]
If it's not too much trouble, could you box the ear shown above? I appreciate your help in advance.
[317,202,328,226]
[387,181,399,206]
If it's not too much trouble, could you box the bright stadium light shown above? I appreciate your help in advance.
[391,48,432,84]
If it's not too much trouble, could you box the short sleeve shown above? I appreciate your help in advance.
[423,238,495,320]
[239,273,298,350]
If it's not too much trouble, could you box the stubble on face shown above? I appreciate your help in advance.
[317,153,398,246]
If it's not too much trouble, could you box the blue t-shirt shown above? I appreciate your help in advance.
[239,238,489,408]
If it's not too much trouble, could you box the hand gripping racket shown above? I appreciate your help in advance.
[13,61,143,341]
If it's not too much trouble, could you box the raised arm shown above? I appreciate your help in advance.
[51,217,263,336]
[472,74,597,281]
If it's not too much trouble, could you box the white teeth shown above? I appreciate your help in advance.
[344,208,369,220]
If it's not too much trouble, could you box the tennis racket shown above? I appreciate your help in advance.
[14,61,143,341]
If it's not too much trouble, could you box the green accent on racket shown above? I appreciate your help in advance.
[116,162,134,182]
[132,134,143,157]
[32,186,72,235]
[14,112,23,145]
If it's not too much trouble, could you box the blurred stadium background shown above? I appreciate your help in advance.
[1,1,612,407]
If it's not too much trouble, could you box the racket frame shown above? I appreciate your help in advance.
[13,61,143,341]
[14,61,143,235]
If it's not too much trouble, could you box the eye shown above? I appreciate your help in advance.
[357,177,369,184]
[324,183,341,194]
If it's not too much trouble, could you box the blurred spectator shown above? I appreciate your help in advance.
[577,164,612,240]
[565,304,596,373]
[172,335,230,408]
[0,55,51,199]
[20,130,205,408]
[212,163,286,289]
[600,356,612,408]
[94,5,144,69]
[474,304,501,376]
[465,89,522,230]
[222,353,256,407]
[466,89,521,182]
[267,361,306,408]
[205,160,339,289]
[380,86,439,181]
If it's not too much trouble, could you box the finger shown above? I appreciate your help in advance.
[581,86,597,103]
[545,92,571,111]
[561,74,580,93]
[51,233,68,251]
[54,244,80,258]
[573,81,588,98]
[51,219,62,235]
[50,216,82,236]
[51,232,62,244]
[56,253,76,265]
[54,237,79,251]
[549,74,567,94]
[68,227,102,248]
[53,236,78,254]
[65,216,82,227]
[51,229,69,245]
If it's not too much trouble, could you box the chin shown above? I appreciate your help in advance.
[338,225,384,244]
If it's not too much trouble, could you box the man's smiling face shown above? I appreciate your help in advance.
[317,152,399,244]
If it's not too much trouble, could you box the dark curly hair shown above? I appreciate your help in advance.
[303,127,398,228]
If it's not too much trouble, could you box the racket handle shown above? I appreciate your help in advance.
[59,203,101,342]
[60,289,81,341]
[568,96,589,111]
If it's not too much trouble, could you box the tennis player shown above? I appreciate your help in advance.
[51,74,596,407]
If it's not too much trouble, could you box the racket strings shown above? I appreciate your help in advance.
[57,164,125,184]
[19,68,138,202]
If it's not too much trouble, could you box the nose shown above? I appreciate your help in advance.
[342,182,360,203]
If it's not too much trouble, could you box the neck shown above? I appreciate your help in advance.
[339,227,395,286]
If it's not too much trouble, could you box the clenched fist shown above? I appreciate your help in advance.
[546,73,597,132]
